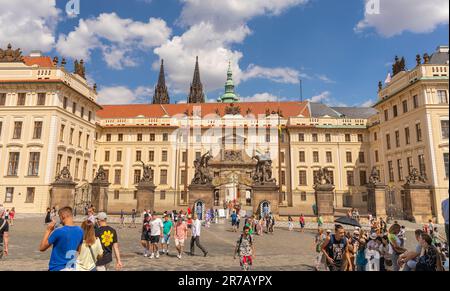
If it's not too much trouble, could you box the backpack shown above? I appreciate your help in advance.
[237,234,253,253]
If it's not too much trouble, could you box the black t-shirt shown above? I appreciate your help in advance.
[95,226,118,266]
[0,218,9,244]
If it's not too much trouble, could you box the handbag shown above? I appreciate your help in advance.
[88,245,98,271]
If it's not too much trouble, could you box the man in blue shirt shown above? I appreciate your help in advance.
[39,206,83,271]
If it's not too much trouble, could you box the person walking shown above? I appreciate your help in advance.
[76,220,103,271]
[45,208,52,224]
[149,213,164,259]
[162,214,173,255]
[299,214,305,232]
[0,207,9,259]
[39,207,83,271]
[130,209,137,228]
[322,224,350,271]
[231,210,238,232]
[8,208,15,226]
[175,216,188,259]
[317,215,323,229]
[288,216,294,231]
[119,209,125,228]
[95,212,123,271]
[190,214,208,257]
[234,226,255,271]
[314,229,326,271]
[141,216,152,257]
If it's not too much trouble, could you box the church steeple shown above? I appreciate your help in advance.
[188,56,205,103]
[152,59,170,104]
[220,61,239,103]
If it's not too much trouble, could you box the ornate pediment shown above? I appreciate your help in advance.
[224,103,241,115]
[0,44,24,63]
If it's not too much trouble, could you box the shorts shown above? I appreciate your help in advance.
[231,220,237,226]
[162,234,170,244]
[150,235,160,244]
[96,263,111,271]
[175,238,185,246]
[141,233,151,241]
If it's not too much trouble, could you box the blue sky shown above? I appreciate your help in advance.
[0,0,448,106]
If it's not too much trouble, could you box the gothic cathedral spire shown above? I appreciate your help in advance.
[152,59,170,104]
[188,56,205,103]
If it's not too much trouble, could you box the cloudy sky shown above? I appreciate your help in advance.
[0,0,448,105]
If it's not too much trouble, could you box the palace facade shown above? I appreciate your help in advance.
[0,44,448,222]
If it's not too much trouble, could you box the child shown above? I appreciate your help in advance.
[355,239,368,271]
[288,216,293,231]
[234,226,255,271]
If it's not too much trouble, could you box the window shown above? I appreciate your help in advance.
[181,170,187,184]
[405,127,410,145]
[384,109,389,121]
[8,152,20,176]
[413,95,419,108]
[82,160,87,180]
[345,134,351,142]
[25,187,35,203]
[163,133,168,141]
[150,133,155,141]
[312,133,318,142]
[386,134,391,150]
[136,150,142,162]
[326,151,332,163]
[362,194,368,202]
[162,150,168,162]
[106,134,111,141]
[325,169,334,184]
[17,93,26,106]
[63,97,68,109]
[37,93,46,105]
[359,171,367,186]
[299,151,305,162]
[301,192,307,201]
[444,153,449,179]
[149,151,155,162]
[402,100,408,113]
[103,169,109,182]
[280,152,285,164]
[346,152,352,163]
[116,151,122,162]
[5,188,14,203]
[0,93,6,105]
[80,107,84,118]
[137,133,143,141]
[105,151,110,162]
[298,133,304,142]
[437,90,448,104]
[299,171,307,185]
[134,170,141,184]
[59,124,65,142]
[388,161,394,182]
[160,169,168,184]
[418,154,426,178]
[313,151,319,163]
[74,158,80,179]
[13,121,22,139]
[357,134,363,142]
[88,111,92,122]
[374,132,377,141]
[325,133,331,142]
[114,190,120,200]
[416,123,422,142]
[28,152,40,176]
[56,154,62,176]
[395,130,400,147]
[33,121,43,139]
[407,157,413,175]
[397,159,404,181]
[86,134,90,149]
[69,128,74,145]
[358,152,365,163]
[78,131,82,147]
[114,169,121,184]
[375,150,379,163]
[118,133,123,141]
[160,191,166,200]
[72,102,76,114]
[313,170,319,183]
[281,171,286,185]
[393,105,398,117]
[265,133,270,142]
[346,171,354,186]
[196,135,201,143]
[441,120,449,139]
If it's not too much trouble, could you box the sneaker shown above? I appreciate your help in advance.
[155,252,160,259]
[161,249,166,254]
[149,253,154,259]
[144,253,148,257]
[177,254,181,260]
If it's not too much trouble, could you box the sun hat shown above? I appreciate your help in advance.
[96,212,107,221]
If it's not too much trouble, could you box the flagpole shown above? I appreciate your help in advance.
[277,96,282,205]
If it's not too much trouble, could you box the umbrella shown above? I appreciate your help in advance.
[334,216,361,228]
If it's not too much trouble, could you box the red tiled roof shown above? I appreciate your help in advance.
[23,56,54,68]
[97,102,310,119]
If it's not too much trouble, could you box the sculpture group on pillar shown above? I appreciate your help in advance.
[252,152,276,185]
[0,44,23,63]
[93,166,109,184]
[313,168,333,188]
[192,152,213,185]
[368,167,382,185]
[405,168,427,185]
[139,161,154,183]
[54,166,74,183]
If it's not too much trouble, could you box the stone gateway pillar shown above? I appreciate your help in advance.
[135,162,156,213]
[50,166,77,209]
[314,168,335,222]
[252,183,279,216]
[367,167,387,218]
[90,166,110,213]
[402,168,433,223]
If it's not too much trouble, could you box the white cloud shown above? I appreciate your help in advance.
[241,93,286,102]
[242,65,301,84]
[97,86,152,104]
[315,74,336,84]
[56,13,171,69]
[355,0,449,37]
[0,0,60,52]
[307,91,348,107]
[360,99,375,107]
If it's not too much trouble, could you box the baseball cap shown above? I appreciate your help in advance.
[326,229,332,233]
[96,212,107,221]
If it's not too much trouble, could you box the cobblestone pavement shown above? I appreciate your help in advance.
[0,216,425,271]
